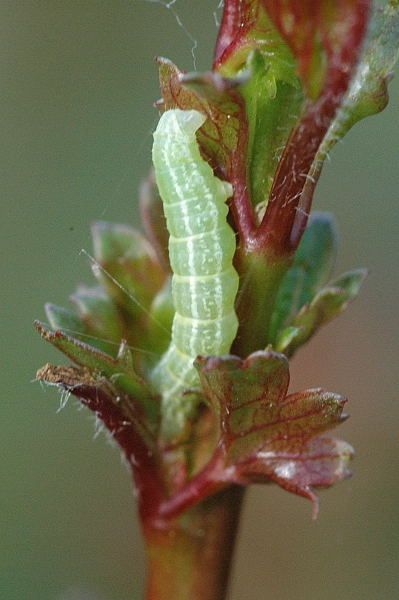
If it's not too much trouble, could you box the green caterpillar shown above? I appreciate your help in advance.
[151,109,239,435]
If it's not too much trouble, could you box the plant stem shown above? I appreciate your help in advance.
[143,486,244,600]
[233,248,290,356]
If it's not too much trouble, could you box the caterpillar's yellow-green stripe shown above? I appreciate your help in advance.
[151,109,239,436]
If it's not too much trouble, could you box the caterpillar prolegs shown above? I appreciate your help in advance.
[151,109,239,435]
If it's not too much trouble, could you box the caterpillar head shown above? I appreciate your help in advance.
[155,108,206,139]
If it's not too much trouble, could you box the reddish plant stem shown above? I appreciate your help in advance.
[255,95,341,253]
[66,383,166,523]
[143,486,244,600]
[66,376,238,528]
[255,90,351,254]
[46,370,245,598]
[228,93,257,247]
[67,381,235,529]
[154,453,225,524]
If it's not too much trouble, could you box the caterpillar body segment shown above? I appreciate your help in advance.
[151,109,239,435]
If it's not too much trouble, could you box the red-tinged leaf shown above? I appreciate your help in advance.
[216,1,370,97]
[238,436,354,517]
[214,0,259,67]
[197,350,288,422]
[158,352,351,520]
[157,57,255,242]
[214,2,296,81]
[196,351,347,464]
[229,386,348,464]
[157,58,241,177]
[255,1,371,255]
[262,1,371,99]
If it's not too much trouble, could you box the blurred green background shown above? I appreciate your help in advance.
[1,2,398,599]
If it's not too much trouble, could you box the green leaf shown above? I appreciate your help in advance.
[278,269,367,355]
[269,212,338,343]
[326,2,399,145]
[241,50,303,207]
[45,303,88,339]
[91,221,165,353]
[70,285,123,356]
[91,221,165,316]
[35,321,158,424]
[214,5,305,208]
[274,326,301,353]
[310,2,399,182]
[45,302,120,362]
